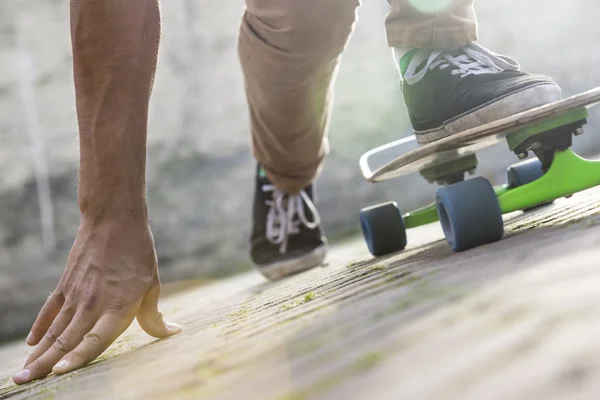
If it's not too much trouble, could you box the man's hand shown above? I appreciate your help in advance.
[13,214,181,385]
[13,0,170,384]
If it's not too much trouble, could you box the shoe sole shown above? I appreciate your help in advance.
[415,83,563,145]
[256,245,327,281]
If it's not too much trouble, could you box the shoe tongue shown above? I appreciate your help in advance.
[257,165,272,186]
[258,165,267,179]
[399,49,418,76]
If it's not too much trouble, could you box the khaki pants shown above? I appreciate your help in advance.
[238,0,477,194]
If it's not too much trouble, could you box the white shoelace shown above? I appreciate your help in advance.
[403,43,521,86]
[262,184,321,254]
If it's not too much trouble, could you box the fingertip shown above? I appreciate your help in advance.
[141,319,182,339]
[26,331,36,346]
[12,369,30,385]
[52,359,69,375]
[165,322,182,335]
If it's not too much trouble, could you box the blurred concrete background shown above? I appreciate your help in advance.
[1,0,600,343]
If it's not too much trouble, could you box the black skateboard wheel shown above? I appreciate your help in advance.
[360,201,407,257]
[507,158,554,210]
[507,158,544,188]
[436,177,504,252]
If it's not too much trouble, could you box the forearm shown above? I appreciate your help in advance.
[70,0,160,219]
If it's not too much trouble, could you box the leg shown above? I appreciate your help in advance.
[239,0,360,194]
[385,0,562,145]
[238,0,360,280]
[386,0,478,49]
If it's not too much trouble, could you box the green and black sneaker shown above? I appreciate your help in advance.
[399,43,562,144]
[250,165,327,281]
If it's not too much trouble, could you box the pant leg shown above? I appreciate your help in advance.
[238,0,360,194]
[386,0,477,48]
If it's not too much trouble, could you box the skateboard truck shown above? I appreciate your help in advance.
[506,108,587,171]
[419,153,478,185]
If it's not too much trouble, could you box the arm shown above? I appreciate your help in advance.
[13,0,181,385]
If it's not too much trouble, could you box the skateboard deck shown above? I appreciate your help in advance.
[360,86,600,183]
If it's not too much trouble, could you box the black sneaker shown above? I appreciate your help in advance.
[250,165,327,281]
[399,43,562,144]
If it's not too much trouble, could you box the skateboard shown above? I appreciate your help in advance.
[358,86,600,256]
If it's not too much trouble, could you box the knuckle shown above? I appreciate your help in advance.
[105,302,127,315]
[83,332,103,347]
[52,289,65,303]
[82,293,99,310]
[52,336,70,354]
[150,311,164,325]
[44,326,59,344]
